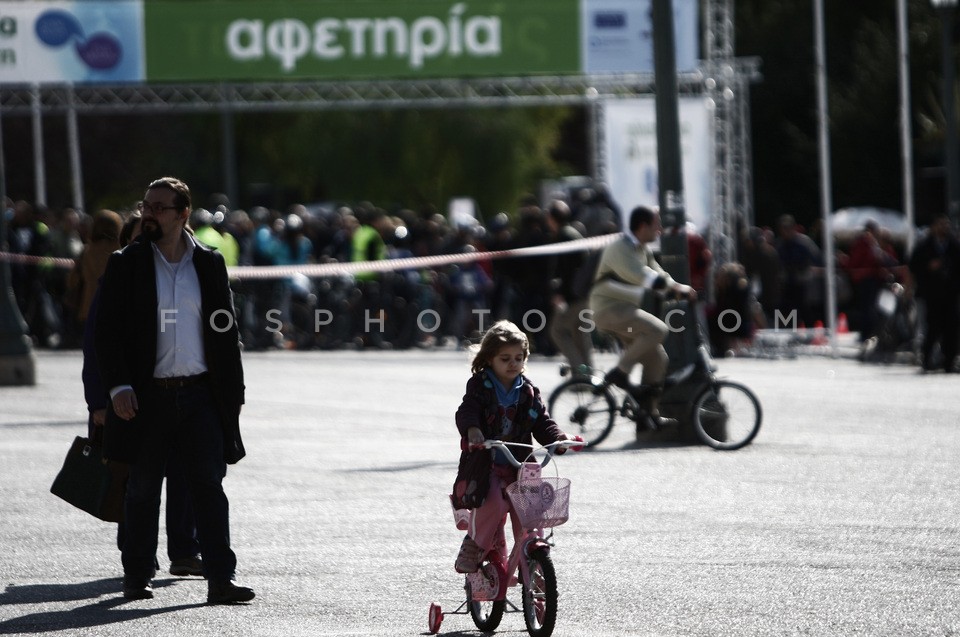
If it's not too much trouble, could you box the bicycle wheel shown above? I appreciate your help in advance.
[692,380,762,451]
[547,379,616,447]
[469,597,505,632]
[522,548,558,637]
[467,562,505,632]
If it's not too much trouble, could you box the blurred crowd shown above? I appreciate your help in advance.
[3,189,958,372]
[0,187,622,354]
[719,211,959,372]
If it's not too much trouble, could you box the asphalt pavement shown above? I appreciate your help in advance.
[1,347,959,636]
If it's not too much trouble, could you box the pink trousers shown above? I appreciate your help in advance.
[468,465,522,559]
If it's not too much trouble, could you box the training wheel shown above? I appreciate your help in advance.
[428,602,443,634]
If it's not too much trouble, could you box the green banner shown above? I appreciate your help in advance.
[144,1,580,82]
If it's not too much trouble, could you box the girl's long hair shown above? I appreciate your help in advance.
[470,320,530,375]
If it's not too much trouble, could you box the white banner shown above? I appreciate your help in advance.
[602,97,713,232]
[581,0,699,74]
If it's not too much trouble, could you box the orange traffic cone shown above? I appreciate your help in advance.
[812,320,827,345]
[837,313,849,334]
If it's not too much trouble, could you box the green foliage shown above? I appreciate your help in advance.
[233,107,571,218]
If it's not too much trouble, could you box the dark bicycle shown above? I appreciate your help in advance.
[548,299,762,451]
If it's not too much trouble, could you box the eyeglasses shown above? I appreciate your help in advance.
[138,201,180,215]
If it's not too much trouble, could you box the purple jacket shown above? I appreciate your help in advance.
[451,371,565,509]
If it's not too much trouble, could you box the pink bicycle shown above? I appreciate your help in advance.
[428,439,583,637]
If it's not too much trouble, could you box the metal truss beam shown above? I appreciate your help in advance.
[0,67,758,115]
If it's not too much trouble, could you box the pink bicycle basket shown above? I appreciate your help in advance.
[505,476,571,529]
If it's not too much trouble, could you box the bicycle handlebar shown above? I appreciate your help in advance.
[480,439,585,468]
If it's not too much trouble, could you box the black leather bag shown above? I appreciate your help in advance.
[50,436,128,522]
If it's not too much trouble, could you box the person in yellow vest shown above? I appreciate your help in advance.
[213,207,240,267]
[349,206,391,346]
[351,206,388,281]
[192,208,239,267]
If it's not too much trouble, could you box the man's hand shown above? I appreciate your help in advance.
[673,283,697,301]
[91,408,106,427]
[111,388,139,421]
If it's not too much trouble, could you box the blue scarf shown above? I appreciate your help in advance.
[487,369,522,408]
[485,370,523,465]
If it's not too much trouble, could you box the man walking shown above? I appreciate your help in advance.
[545,199,595,377]
[95,176,254,604]
[909,213,960,373]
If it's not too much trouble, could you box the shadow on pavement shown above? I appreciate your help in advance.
[346,461,454,473]
[2,420,85,430]
[0,579,205,634]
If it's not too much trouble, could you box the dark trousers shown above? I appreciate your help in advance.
[922,295,960,371]
[122,381,236,582]
[163,458,199,560]
[854,278,881,342]
[116,453,199,561]
[87,415,197,560]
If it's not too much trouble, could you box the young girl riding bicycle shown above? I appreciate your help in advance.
[451,320,580,574]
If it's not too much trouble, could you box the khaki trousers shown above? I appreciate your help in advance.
[594,304,669,385]
[548,298,594,372]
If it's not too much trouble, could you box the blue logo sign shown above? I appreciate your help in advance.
[594,12,627,29]
[35,10,122,70]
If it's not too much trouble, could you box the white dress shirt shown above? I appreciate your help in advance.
[108,233,209,400]
[152,233,208,379]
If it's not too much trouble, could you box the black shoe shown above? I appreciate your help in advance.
[122,577,153,600]
[636,413,677,435]
[654,415,678,428]
[169,556,204,577]
[207,580,256,604]
[604,368,631,390]
[605,369,650,400]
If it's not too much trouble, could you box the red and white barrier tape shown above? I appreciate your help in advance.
[0,233,620,280]
[0,252,77,268]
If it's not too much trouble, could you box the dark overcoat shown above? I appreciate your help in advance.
[94,236,246,464]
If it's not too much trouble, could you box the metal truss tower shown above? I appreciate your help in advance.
[703,0,758,267]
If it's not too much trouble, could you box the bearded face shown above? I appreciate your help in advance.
[141,217,163,242]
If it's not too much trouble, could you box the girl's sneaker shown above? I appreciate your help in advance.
[454,536,482,573]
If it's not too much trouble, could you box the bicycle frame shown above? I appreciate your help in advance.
[467,441,569,602]
[471,519,552,604]
[431,439,584,634]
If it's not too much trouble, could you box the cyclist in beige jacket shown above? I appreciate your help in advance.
[589,206,696,429]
